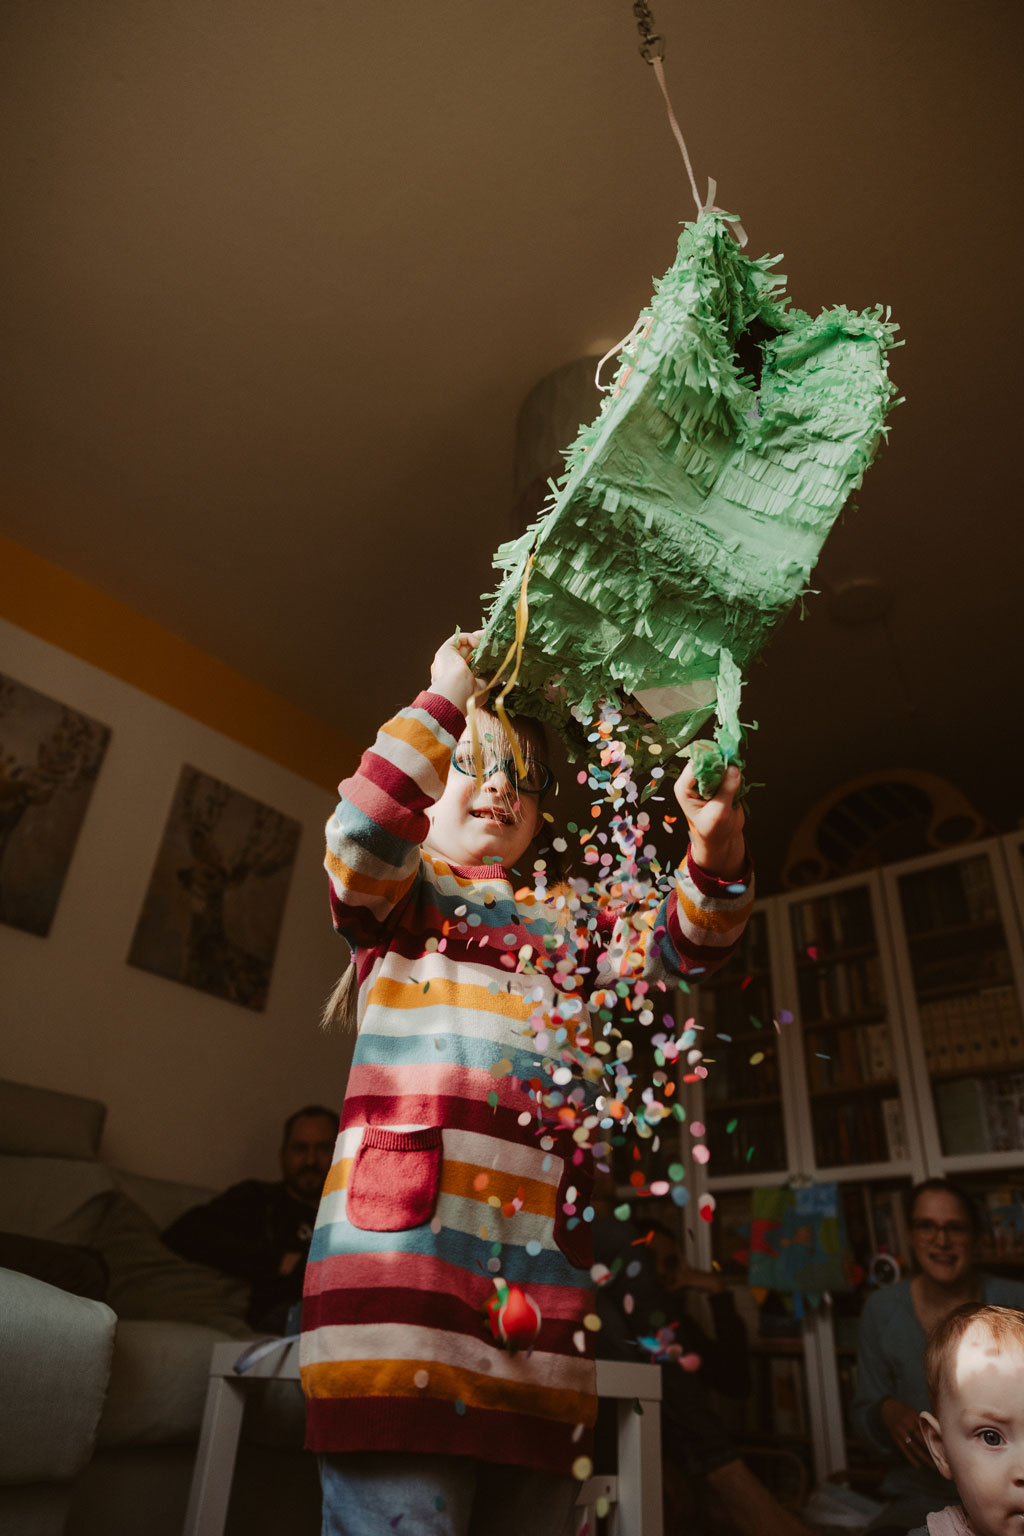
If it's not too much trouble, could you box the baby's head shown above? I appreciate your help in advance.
[425,710,553,871]
[921,1303,1024,1536]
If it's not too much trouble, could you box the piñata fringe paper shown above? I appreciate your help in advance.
[476,211,899,769]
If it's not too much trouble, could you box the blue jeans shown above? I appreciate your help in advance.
[319,1451,578,1536]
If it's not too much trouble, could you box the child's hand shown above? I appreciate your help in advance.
[429,630,486,713]
[674,762,747,881]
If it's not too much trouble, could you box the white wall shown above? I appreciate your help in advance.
[0,618,355,1190]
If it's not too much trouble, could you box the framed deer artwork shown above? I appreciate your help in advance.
[0,671,111,936]
[128,766,301,1012]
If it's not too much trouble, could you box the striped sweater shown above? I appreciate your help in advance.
[301,690,752,1473]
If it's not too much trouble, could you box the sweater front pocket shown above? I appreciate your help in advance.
[346,1125,443,1232]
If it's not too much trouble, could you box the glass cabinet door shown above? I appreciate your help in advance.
[696,908,788,1175]
[894,850,1024,1158]
[787,880,911,1170]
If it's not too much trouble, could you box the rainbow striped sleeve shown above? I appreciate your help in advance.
[599,847,753,988]
[651,846,754,982]
[325,690,465,944]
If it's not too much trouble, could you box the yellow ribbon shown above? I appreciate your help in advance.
[467,554,534,791]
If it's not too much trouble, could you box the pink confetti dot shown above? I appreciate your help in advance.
[693,1145,710,1164]
[680,1352,702,1372]
[689,1121,706,1137]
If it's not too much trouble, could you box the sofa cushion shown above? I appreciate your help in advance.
[0,1268,117,1482]
[0,1231,109,1301]
[0,1078,106,1159]
[90,1190,252,1337]
[113,1168,216,1233]
[0,1155,114,1245]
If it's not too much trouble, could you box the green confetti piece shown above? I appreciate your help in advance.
[487,1091,499,1110]
[455,1399,467,1416]
[726,1118,738,1133]
[614,1203,632,1222]
[668,1162,686,1181]
[746,1146,755,1162]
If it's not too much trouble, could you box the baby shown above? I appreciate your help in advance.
[917,1302,1024,1536]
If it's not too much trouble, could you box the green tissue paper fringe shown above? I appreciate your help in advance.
[476,211,899,769]
[685,740,727,800]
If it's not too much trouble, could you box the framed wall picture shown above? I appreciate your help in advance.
[0,672,111,936]
[128,765,301,1012]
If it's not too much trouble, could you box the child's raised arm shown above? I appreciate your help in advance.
[597,758,752,993]
[323,632,483,946]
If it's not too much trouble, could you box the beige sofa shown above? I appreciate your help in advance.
[0,1077,320,1536]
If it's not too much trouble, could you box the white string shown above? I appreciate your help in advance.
[651,57,704,221]
[594,317,648,392]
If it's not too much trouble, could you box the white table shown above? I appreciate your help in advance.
[184,1341,663,1536]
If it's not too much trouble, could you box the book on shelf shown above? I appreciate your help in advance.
[982,1187,1024,1257]
[870,1187,910,1267]
[791,888,875,957]
[798,954,884,1024]
[880,1096,909,1162]
[919,989,1024,1076]
[806,1021,895,1093]
[814,1093,903,1165]
[900,857,1000,936]
[934,1073,1024,1156]
[864,1022,894,1079]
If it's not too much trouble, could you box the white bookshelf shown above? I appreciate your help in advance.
[675,834,1024,1485]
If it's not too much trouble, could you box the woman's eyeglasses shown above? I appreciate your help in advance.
[910,1219,972,1241]
[452,744,552,797]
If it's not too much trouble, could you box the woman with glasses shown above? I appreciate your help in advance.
[850,1178,1024,1536]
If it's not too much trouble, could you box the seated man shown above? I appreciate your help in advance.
[163,1103,338,1334]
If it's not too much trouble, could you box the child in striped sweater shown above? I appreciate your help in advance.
[301,631,752,1536]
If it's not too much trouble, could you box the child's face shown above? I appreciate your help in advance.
[922,1326,1024,1536]
[425,717,545,871]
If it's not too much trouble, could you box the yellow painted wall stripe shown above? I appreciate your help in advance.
[0,532,359,789]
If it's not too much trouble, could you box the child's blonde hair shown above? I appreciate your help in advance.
[924,1302,1024,1410]
[320,708,561,1033]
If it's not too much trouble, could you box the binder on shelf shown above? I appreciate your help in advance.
[929,1005,954,1074]
[880,1097,909,1162]
[934,1077,990,1157]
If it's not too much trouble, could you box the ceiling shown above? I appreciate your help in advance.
[1,0,1020,892]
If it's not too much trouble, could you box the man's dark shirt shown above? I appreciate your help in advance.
[162,1180,316,1333]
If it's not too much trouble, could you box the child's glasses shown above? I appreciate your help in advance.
[452,744,552,796]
